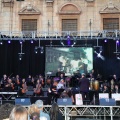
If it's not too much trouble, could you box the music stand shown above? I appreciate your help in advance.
[26,91,34,96]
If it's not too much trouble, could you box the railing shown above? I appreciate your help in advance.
[43,105,120,120]
[0,30,120,40]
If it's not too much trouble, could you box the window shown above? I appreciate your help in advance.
[62,19,77,31]
[22,19,37,31]
[103,18,119,30]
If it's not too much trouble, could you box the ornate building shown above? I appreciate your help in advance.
[0,0,120,34]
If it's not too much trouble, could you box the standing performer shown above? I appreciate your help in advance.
[79,73,90,103]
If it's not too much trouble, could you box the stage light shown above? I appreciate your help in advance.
[100,46,102,52]
[67,35,71,45]
[31,40,33,44]
[19,40,23,44]
[60,40,64,46]
[19,54,22,61]
[40,46,44,54]
[94,51,105,60]
[0,41,3,45]
[8,40,11,44]
[116,40,119,44]
[71,41,76,47]
[104,39,107,43]
[116,54,120,60]
[34,47,38,54]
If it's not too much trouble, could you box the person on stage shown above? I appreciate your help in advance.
[79,73,90,102]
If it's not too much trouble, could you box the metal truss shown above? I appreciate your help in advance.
[43,105,120,120]
[0,30,120,40]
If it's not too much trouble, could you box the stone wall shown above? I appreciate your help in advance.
[0,0,120,32]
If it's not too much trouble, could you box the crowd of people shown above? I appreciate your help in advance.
[0,100,63,120]
[0,69,120,105]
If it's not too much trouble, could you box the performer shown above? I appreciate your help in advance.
[4,78,14,92]
[79,73,90,102]
[102,84,109,93]
[47,78,60,104]
[26,75,32,86]
[34,79,42,96]
[113,84,120,93]
[0,74,7,89]
[21,78,27,96]
[56,68,61,77]
[38,75,44,87]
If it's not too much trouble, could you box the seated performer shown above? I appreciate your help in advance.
[4,78,14,92]
[113,84,120,93]
[102,84,109,93]
[48,77,63,104]
[34,79,42,96]
[21,78,28,96]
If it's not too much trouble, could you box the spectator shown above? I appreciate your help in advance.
[9,105,29,120]
[0,103,14,120]
[31,112,40,120]
[49,103,63,120]
[35,100,50,120]
[28,104,40,120]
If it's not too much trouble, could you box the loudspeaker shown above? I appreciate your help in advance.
[57,98,72,105]
[15,98,31,106]
[30,96,48,105]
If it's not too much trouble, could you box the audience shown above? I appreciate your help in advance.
[35,100,50,120]
[9,105,29,120]
[49,102,63,120]
[28,104,40,120]
[0,103,14,120]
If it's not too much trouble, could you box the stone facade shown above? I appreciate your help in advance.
[0,0,120,33]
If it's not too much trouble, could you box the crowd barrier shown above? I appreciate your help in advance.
[43,105,120,120]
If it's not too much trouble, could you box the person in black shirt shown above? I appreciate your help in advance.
[49,102,64,120]
[79,73,90,101]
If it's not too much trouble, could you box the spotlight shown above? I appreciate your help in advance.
[116,54,120,60]
[0,41,3,45]
[99,46,102,52]
[31,40,33,44]
[8,40,11,44]
[34,47,38,54]
[60,41,64,46]
[116,40,119,44]
[40,46,44,54]
[94,51,105,61]
[19,40,23,44]
[67,35,71,45]
[104,39,107,43]
[19,54,22,61]
[71,41,76,47]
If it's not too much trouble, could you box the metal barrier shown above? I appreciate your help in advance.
[43,105,120,120]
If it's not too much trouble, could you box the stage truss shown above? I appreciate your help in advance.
[0,30,120,40]
[43,105,120,120]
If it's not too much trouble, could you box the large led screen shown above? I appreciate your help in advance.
[45,47,93,76]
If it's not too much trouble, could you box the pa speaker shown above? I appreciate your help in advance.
[15,98,31,106]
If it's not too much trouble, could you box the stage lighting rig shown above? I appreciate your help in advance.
[113,39,120,60]
[18,42,25,60]
[34,40,44,54]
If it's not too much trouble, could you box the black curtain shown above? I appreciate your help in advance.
[0,39,120,79]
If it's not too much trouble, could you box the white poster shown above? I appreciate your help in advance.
[75,94,83,105]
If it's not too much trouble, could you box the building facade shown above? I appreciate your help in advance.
[0,0,120,34]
